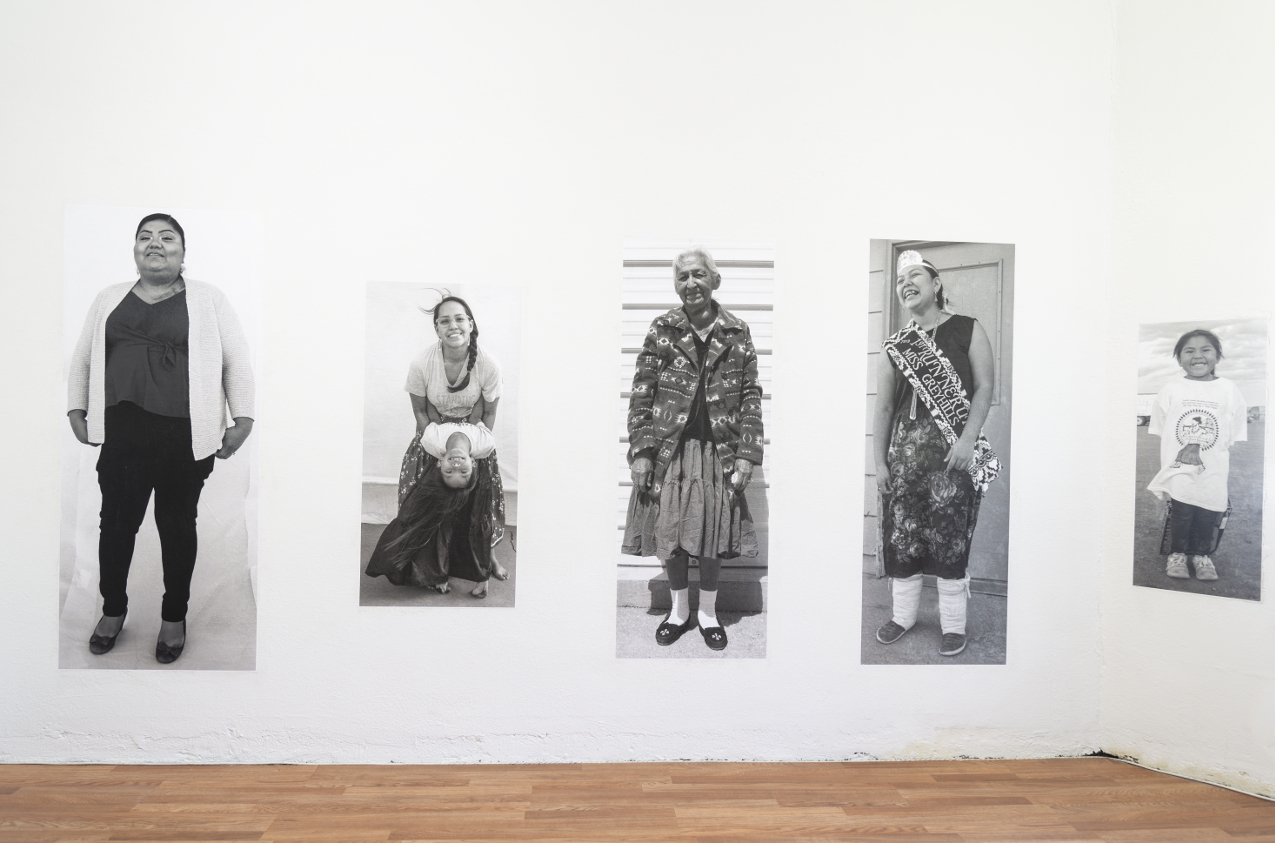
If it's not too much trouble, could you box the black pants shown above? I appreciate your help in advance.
[97,403,215,622]
[1168,498,1226,556]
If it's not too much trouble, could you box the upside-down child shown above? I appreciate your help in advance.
[1147,328,1247,581]
[419,420,495,489]
[363,419,500,596]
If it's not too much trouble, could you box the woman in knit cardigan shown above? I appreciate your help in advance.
[67,213,255,665]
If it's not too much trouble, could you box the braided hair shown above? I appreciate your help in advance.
[422,294,480,393]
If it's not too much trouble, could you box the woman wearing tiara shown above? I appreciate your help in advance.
[871,250,1000,657]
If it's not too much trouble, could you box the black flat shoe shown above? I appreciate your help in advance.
[155,620,186,664]
[700,624,728,651]
[89,610,127,655]
[655,616,695,646]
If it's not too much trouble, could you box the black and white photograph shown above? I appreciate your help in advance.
[360,283,520,607]
[59,206,262,670]
[862,240,1015,665]
[1133,318,1266,601]
[616,242,772,658]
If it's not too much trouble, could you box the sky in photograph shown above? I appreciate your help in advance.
[1138,317,1269,406]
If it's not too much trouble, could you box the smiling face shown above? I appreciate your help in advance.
[674,255,720,319]
[440,448,475,488]
[1178,334,1221,381]
[895,265,940,313]
[133,219,185,279]
[434,300,474,349]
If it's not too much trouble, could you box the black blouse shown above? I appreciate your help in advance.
[104,290,191,418]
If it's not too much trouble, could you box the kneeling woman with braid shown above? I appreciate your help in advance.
[366,295,508,597]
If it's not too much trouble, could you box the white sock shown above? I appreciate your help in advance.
[697,588,719,628]
[890,574,923,630]
[937,576,969,635]
[668,587,690,625]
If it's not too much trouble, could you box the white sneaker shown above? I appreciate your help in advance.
[1191,555,1218,581]
[1166,553,1189,578]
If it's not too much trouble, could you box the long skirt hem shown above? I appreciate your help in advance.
[622,437,757,561]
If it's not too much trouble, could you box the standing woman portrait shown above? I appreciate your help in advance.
[623,248,763,653]
[872,250,1000,658]
[67,213,255,665]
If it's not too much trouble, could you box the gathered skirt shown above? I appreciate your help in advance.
[880,410,982,580]
[365,450,494,587]
[622,437,757,561]
[397,429,506,548]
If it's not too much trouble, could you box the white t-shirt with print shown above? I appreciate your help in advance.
[1147,376,1247,512]
[404,343,501,419]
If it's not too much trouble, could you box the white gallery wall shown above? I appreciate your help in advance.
[0,0,1267,796]
[1100,1,1275,796]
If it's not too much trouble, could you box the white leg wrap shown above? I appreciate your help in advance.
[890,574,923,630]
[937,576,969,635]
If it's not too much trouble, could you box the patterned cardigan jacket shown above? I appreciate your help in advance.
[627,303,764,493]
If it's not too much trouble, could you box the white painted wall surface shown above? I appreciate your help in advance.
[1101,0,1275,797]
[0,0,1125,771]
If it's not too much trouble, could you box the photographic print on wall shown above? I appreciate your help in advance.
[60,205,262,670]
[1133,317,1266,601]
[360,282,521,607]
[616,241,773,659]
[862,240,1015,665]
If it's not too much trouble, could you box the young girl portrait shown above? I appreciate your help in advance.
[1134,318,1267,601]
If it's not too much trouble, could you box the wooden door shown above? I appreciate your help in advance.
[876,240,1014,586]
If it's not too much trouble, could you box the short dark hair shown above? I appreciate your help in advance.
[1173,329,1224,360]
[135,213,186,249]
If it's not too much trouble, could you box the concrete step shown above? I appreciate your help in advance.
[617,564,768,612]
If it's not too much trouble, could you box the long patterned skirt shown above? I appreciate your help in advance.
[880,411,981,580]
[365,450,495,587]
[397,429,506,548]
[622,437,757,561]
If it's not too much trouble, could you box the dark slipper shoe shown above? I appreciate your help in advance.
[655,616,695,646]
[700,624,728,651]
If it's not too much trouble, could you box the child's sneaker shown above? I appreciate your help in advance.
[1191,555,1218,580]
[1166,553,1190,578]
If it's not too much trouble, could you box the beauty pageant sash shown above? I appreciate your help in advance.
[882,320,1002,492]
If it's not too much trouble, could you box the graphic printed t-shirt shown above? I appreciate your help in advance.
[1147,376,1248,511]
[404,343,501,419]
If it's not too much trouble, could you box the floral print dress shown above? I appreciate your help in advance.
[880,316,982,580]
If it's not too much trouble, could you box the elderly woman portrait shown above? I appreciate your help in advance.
[866,242,1015,664]
[622,247,765,654]
[62,209,257,668]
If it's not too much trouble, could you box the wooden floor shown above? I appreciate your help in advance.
[2,757,1273,842]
